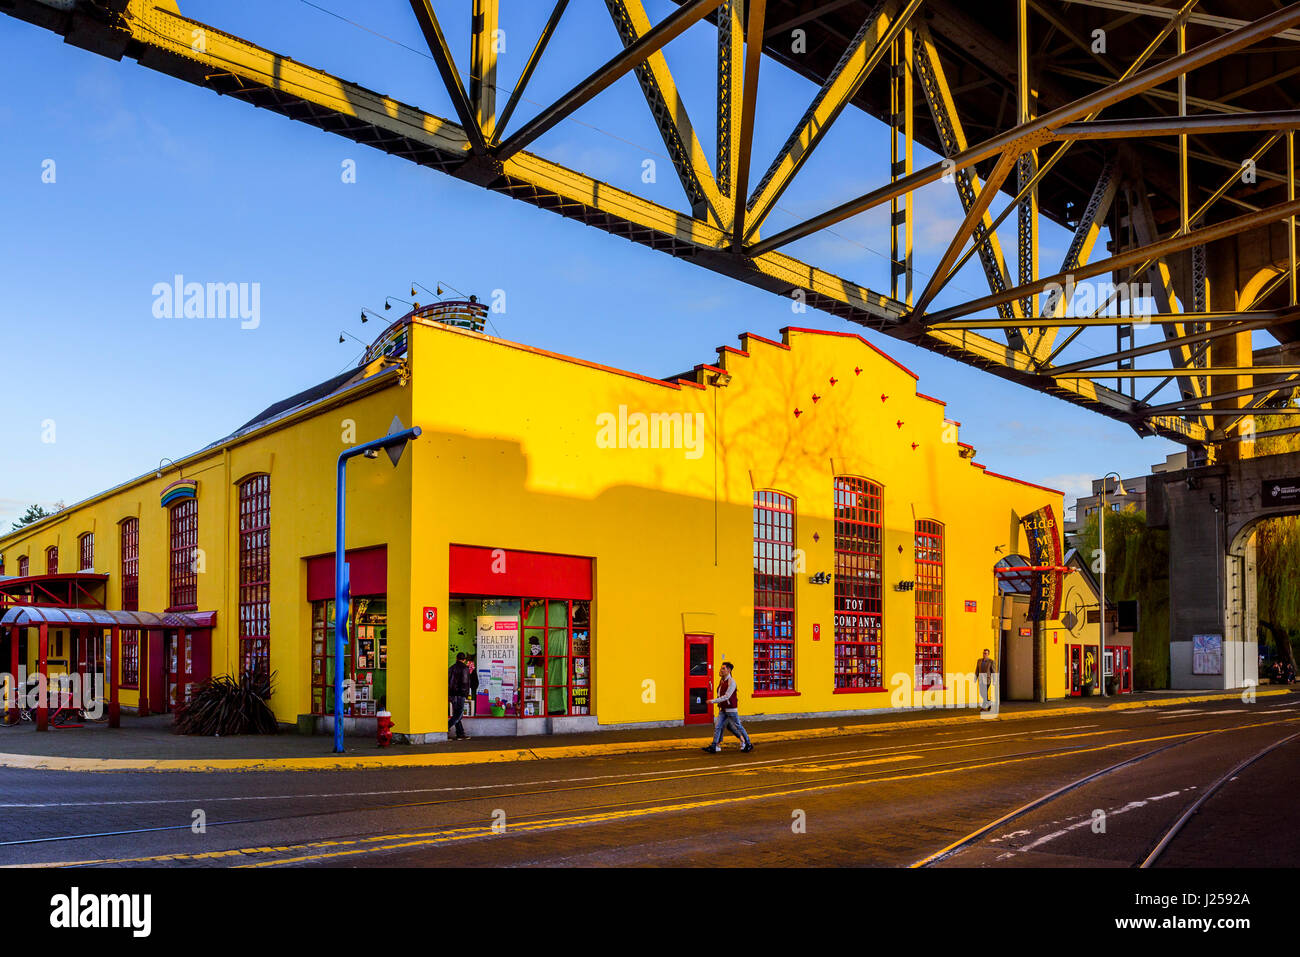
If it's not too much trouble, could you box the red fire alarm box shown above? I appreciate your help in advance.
[423,606,438,632]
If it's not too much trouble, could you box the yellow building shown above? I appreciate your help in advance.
[0,302,1080,740]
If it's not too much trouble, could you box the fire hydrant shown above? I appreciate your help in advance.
[376,709,394,748]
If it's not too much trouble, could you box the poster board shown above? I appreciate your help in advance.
[1192,633,1223,675]
[476,616,519,715]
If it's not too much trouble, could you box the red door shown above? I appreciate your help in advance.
[177,629,212,708]
[147,630,166,714]
[684,635,713,725]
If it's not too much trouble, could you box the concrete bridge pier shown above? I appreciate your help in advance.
[1150,451,1300,690]
[1149,466,1258,691]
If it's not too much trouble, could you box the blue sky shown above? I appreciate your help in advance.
[0,0,1186,530]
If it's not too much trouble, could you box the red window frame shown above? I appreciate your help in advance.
[78,532,94,572]
[119,518,141,688]
[168,498,198,611]
[521,598,592,717]
[17,555,29,578]
[310,596,388,717]
[120,518,139,611]
[45,546,58,575]
[238,475,271,678]
[834,478,884,691]
[1106,644,1132,694]
[753,490,796,694]
[914,520,945,690]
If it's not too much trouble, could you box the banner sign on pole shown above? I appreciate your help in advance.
[1020,505,1064,622]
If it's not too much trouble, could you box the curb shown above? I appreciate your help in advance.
[0,689,1287,773]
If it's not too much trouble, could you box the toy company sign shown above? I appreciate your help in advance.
[1263,479,1300,506]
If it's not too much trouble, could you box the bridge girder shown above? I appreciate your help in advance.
[11,0,1300,447]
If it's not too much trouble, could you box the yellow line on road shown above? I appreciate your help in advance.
[23,716,1295,868]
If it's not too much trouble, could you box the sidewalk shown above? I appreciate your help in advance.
[0,687,1290,773]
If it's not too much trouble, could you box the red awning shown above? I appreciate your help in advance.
[0,606,216,629]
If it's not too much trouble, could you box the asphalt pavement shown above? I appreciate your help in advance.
[0,690,1294,868]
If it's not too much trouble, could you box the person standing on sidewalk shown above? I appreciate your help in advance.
[702,661,753,753]
[448,652,472,740]
[975,648,996,711]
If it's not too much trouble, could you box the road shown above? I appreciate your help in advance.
[0,693,1296,868]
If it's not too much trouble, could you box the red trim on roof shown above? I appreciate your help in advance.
[717,345,749,358]
[958,442,974,450]
[695,364,726,375]
[917,392,946,406]
[983,470,1064,496]
[970,462,987,470]
[740,332,791,351]
[779,326,920,380]
[674,377,707,390]
[944,418,961,427]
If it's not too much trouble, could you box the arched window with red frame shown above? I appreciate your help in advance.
[120,517,140,688]
[753,490,796,693]
[834,477,883,690]
[237,474,271,679]
[17,555,29,578]
[120,518,139,611]
[78,532,94,572]
[45,546,58,575]
[168,498,198,610]
[914,520,945,690]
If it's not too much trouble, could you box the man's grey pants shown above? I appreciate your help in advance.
[978,674,993,708]
[712,710,750,748]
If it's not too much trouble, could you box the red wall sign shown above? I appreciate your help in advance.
[964,600,977,612]
[812,623,821,641]
[423,606,438,632]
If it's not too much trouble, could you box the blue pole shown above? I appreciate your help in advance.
[334,426,421,754]
[334,454,350,754]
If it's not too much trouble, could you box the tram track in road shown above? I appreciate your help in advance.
[11,712,1296,868]
[1140,729,1300,868]
[913,720,1300,868]
[0,711,1250,845]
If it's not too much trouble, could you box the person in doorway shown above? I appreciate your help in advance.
[702,661,752,754]
[448,652,472,740]
[976,648,996,711]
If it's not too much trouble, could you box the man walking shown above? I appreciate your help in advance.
[976,648,997,711]
[448,652,472,740]
[702,661,753,753]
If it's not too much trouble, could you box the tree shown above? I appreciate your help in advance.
[1252,406,1300,672]
[9,501,63,532]
[1075,507,1171,690]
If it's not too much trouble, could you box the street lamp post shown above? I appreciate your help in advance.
[334,417,421,754]
[1097,471,1127,698]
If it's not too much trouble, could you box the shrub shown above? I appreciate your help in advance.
[173,670,278,736]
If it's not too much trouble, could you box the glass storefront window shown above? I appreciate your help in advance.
[450,595,591,718]
[310,595,387,716]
